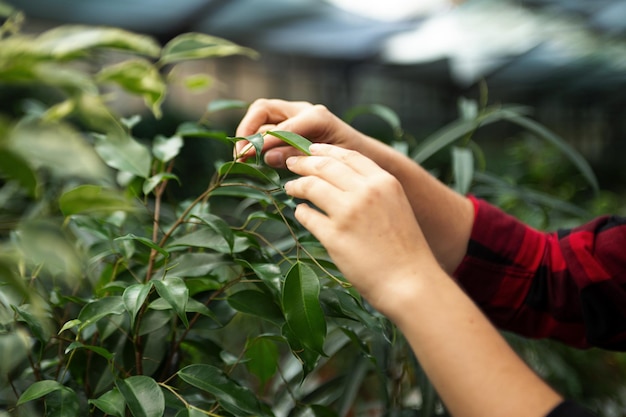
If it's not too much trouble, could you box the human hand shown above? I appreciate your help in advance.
[284,143,440,316]
[235,99,365,169]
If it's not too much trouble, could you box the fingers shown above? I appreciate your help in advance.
[235,99,312,137]
[286,144,382,189]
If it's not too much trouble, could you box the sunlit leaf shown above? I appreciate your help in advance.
[177,364,273,417]
[98,58,166,118]
[116,376,164,417]
[183,73,214,92]
[152,134,183,163]
[160,33,258,65]
[89,388,125,417]
[36,25,160,59]
[452,146,474,195]
[153,277,189,328]
[282,262,326,355]
[123,283,152,329]
[60,185,137,216]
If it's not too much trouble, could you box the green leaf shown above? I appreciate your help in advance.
[17,380,64,405]
[78,296,125,331]
[95,131,152,178]
[343,104,403,139]
[229,132,265,164]
[116,234,170,259]
[58,319,81,334]
[46,386,79,417]
[500,111,599,192]
[452,146,474,195]
[15,220,82,283]
[89,388,125,417]
[123,283,152,329]
[36,25,161,59]
[176,122,230,142]
[160,33,258,65]
[177,364,273,417]
[153,134,183,163]
[97,58,166,118]
[0,148,38,197]
[116,376,165,417]
[236,260,283,283]
[12,305,51,343]
[282,323,320,376]
[168,228,250,254]
[228,290,284,324]
[245,337,279,384]
[9,121,109,181]
[183,73,214,92]
[190,213,235,253]
[282,262,326,355]
[168,252,227,278]
[65,341,114,361]
[59,185,137,216]
[218,161,281,185]
[265,130,312,156]
[207,99,248,113]
[143,172,180,195]
[153,277,189,328]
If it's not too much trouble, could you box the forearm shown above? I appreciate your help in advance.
[356,135,474,274]
[387,268,562,417]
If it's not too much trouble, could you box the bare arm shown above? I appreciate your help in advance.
[283,144,562,417]
[235,99,473,274]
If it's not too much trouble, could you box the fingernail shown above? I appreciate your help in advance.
[285,156,296,168]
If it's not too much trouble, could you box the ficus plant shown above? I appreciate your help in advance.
[0,8,402,417]
[1,5,625,417]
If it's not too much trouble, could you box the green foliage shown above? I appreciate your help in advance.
[1,9,624,417]
[0,12,390,417]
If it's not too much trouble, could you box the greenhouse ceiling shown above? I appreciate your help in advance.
[7,0,626,95]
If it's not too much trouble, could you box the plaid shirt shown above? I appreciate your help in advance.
[454,196,626,351]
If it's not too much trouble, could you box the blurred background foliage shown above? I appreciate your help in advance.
[1,0,626,416]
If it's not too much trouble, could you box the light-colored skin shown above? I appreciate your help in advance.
[235,100,472,275]
[235,99,563,417]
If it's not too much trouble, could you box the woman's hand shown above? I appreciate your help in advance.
[283,143,437,316]
[235,99,366,169]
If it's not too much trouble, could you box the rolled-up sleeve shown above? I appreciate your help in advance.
[454,196,626,351]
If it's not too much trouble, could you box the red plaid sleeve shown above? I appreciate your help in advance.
[454,196,626,351]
